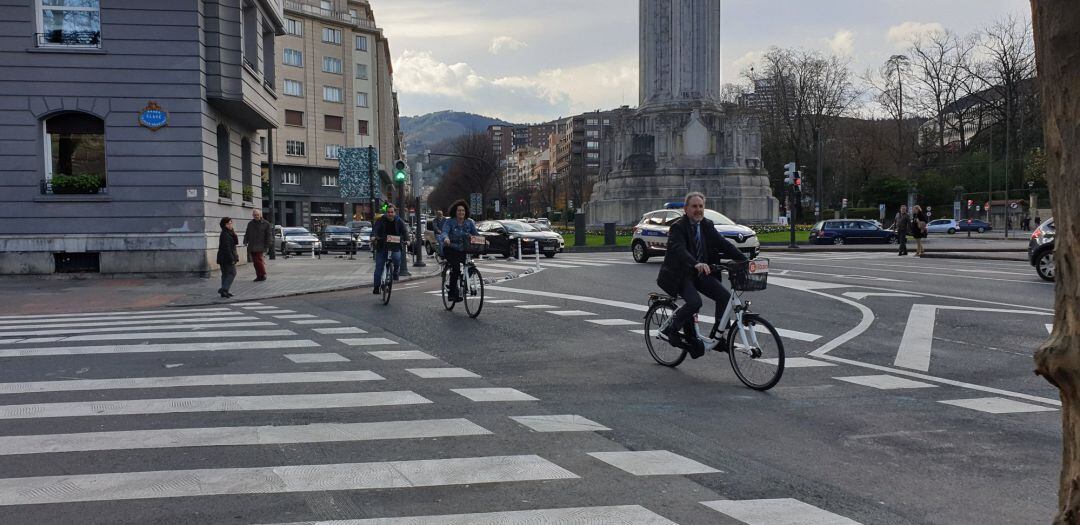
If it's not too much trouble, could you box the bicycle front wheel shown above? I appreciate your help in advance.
[728,314,784,390]
[381,262,393,305]
[440,265,455,311]
[644,302,686,367]
[463,266,484,318]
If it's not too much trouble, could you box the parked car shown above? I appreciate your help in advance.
[356,226,372,250]
[274,226,322,255]
[926,219,960,234]
[319,225,356,253]
[1028,217,1055,282]
[528,221,565,252]
[631,208,759,263]
[809,219,898,245]
[957,219,992,233]
[477,220,561,258]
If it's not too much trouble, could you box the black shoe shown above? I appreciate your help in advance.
[687,337,706,359]
[225,292,234,298]
[660,324,685,347]
[393,274,400,281]
[372,286,381,294]
[254,277,266,282]
[218,289,227,298]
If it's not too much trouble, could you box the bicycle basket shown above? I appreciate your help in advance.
[464,235,487,254]
[729,258,769,291]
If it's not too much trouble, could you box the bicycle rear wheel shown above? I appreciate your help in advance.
[463,265,484,318]
[381,261,393,305]
[644,301,686,367]
[727,314,784,390]
[440,265,455,311]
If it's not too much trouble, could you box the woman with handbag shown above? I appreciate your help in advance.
[911,205,929,257]
[437,199,480,302]
[216,217,240,298]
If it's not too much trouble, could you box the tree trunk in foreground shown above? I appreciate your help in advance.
[1030,2,1080,523]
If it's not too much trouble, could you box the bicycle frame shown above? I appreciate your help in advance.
[658,290,763,353]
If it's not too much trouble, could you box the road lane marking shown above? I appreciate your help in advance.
[230,302,263,306]
[0,314,250,332]
[0,339,320,358]
[259,505,675,524]
[589,450,720,476]
[368,350,436,360]
[486,299,524,304]
[0,319,272,338]
[0,307,231,322]
[701,498,861,525]
[0,418,490,456]
[502,260,582,269]
[895,305,1053,371]
[775,260,1051,285]
[1047,324,1054,334]
[405,368,481,379]
[291,319,340,325]
[452,388,538,402]
[841,292,920,300]
[0,371,381,394]
[939,397,1057,414]
[283,353,350,363]
[272,314,317,319]
[0,455,576,505]
[0,391,431,420]
[338,337,397,346]
[514,304,558,309]
[761,357,834,368]
[511,414,611,432]
[0,329,296,345]
[548,310,596,316]
[313,327,367,335]
[586,319,640,326]
[0,310,240,326]
[834,374,937,390]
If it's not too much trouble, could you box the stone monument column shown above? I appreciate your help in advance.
[640,0,723,108]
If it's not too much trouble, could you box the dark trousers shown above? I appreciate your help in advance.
[374,249,402,287]
[250,251,267,279]
[220,263,236,292]
[444,247,465,296]
[671,273,731,336]
[898,234,908,255]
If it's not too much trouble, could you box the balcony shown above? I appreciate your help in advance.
[284,0,377,29]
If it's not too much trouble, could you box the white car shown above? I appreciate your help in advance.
[926,219,960,234]
[631,207,760,263]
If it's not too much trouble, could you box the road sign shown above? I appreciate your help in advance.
[878,203,886,220]
[1010,201,1019,209]
[494,200,500,213]
[469,193,482,216]
[841,198,848,208]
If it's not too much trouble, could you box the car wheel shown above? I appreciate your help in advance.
[544,252,555,258]
[1036,251,1055,282]
[888,236,898,244]
[977,227,985,233]
[632,241,650,263]
[832,237,845,245]
[947,228,956,234]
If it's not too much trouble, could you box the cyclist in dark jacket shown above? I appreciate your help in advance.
[371,205,409,294]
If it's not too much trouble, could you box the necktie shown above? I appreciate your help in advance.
[694,223,704,260]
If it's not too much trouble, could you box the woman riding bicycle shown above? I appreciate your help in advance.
[437,199,479,302]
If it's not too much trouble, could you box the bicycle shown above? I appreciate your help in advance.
[440,237,486,318]
[374,236,404,306]
[643,259,784,390]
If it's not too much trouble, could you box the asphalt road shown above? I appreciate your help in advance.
[0,250,1057,524]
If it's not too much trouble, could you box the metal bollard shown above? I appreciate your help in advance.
[535,239,541,272]
[311,245,317,259]
[517,237,523,260]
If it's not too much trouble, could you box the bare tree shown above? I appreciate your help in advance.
[1030,1,1080,522]
[907,29,977,160]
[864,54,914,171]
[804,52,860,217]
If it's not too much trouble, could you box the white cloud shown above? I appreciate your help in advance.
[731,50,766,80]
[489,35,528,55]
[886,21,945,49]
[827,30,855,56]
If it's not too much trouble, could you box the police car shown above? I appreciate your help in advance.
[631,204,760,263]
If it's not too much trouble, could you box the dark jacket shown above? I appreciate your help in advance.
[894,212,910,236]
[372,215,410,251]
[657,215,748,296]
[216,229,239,266]
[911,211,928,239]
[243,218,273,253]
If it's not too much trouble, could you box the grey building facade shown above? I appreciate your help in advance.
[0,1,285,275]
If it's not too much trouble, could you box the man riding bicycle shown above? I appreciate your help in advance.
[371,204,409,295]
[656,192,748,359]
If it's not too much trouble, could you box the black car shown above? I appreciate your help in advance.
[319,225,357,254]
[1028,218,1055,282]
[809,219,898,245]
[477,220,561,258]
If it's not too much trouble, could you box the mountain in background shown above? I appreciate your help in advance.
[400,110,517,152]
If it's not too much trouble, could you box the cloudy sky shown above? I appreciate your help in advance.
[374,0,1030,123]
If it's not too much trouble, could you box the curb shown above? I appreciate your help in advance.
[920,253,1029,262]
[562,245,632,253]
[759,246,1027,253]
[167,266,443,308]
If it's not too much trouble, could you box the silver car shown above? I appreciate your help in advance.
[275,226,322,255]
[631,208,760,263]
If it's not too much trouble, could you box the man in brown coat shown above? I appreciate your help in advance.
[243,209,273,281]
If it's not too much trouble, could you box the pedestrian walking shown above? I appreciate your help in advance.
[894,204,910,256]
[1035,215,1042,228]
[911,205,928,257]
[216,217,239,298]
[1022,216,1031,231]
[243,209,273,282]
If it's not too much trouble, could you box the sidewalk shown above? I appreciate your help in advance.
[760,237,1028,252]
[0,253,441,316]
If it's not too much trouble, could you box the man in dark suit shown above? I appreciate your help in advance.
[656,192,748,358]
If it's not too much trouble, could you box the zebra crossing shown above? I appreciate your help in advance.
[470,253,639,276]
[0,304,863,523]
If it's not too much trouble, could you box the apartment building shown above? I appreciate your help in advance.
[487,125,514,163]
[263,0,399,228]
[0,1,285,275]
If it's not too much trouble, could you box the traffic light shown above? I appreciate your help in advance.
[393,160,407,183]
[793,171,802,192]
[783,162,796,185]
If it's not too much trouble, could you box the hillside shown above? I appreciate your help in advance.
[399,110,517,152]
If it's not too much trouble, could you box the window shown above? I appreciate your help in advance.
[282,79,303,96]
[319,0,331,10]
[349,9,358,19]
[323,86,342,103]
[37,0,101,47]
[322,27,341,44]
[322,174,338,187]
[283,48,303,67]
[355,63,368,79]
[285,17,302,36]
[262,27,276,85]
[286,140,306,157]
[322,56,342,74]
[586,130,599,138]
[325,144,342,159]
[324,115,343,132]
[259,136,266,154]
[586,152,600,160]
[358,119,369,135]
[242,2,258,69]
[586,141,599,149]
[216,124,230,194]
[355,92,368,107]
[43,112,107,191]
[284,110,304,127]
[282,171,300,185]
[603,118,610,125]
[240,138,252,201]
[586,118,599,125]
[355,35,368,51]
